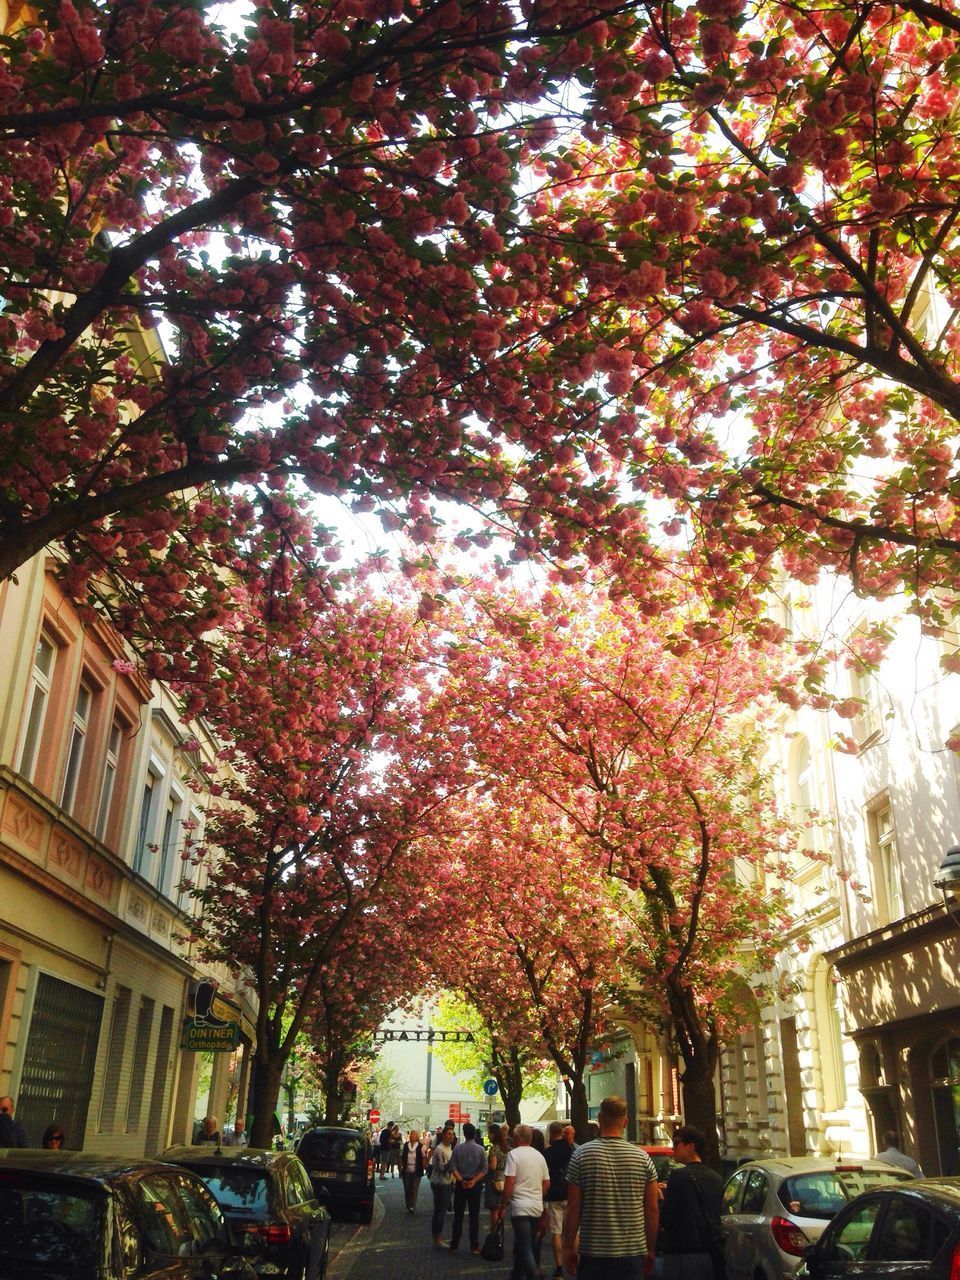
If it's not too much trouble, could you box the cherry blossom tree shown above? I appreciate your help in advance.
[439,580,792,1162]
[303,912,430,1123]
[431,990,558,1131]
[527,0,960,627]
[7,0,960,641]
[429,786,630,1139]
[184,575,465,1146]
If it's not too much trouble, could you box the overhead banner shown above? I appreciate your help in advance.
[371,1029,475,1043]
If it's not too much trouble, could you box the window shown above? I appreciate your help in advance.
[849,652,885,745]
[17,633,56,780]
[741,1169,767,1214]
[60,680,93,813]
[125,996,155,1132]
[156,787,183,898]
[98,985,131,1134]
[721,1168,748,1214]
[822,1200,883,1263]
[815,961,847,1111]
[867,799,902,923]
[133,767,161,877]
[17,972,104,1148]
[874,1197,949,1262]
[145,1005,175,1155]
[95,717,123,842]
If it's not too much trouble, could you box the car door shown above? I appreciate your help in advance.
[128,1171,197,1278]
[721,1167,752,1280]
[284,1159,329,1280]
[862,1193,953,1280]
[808,1195,886,1280]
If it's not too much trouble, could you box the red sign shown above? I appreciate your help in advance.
[368,1108,381,1125]
[460,1113,470,1124]
[448,1103,461,1120]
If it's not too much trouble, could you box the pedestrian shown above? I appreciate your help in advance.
[562,1095,660,1280]
[447,1121,488,1253]
[531,1127,546,1154]
[659,1126,724,1280]
[401,1129,426,1212]
[429,1125,455,1246]
[389,1122,403,1178]
[544,1119,574,1280]
[378,1124,392,1179]
[501,1124,550,1280]
[41,1124,65,1149]
[196,1115,219,1144]
[485,1121,509,1232]
[876,1129,923,1177]
[563,1124,577,1148]
[222,1120,246,1146]
[0,1096,28,1148]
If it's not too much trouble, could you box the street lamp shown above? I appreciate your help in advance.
[934,844,960,928]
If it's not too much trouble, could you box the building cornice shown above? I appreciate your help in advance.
[826,903,953,971]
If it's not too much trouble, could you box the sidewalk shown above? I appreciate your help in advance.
[330,1172,516,1279]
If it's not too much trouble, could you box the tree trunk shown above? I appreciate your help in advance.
[679,1048,721,1170]
[248,1052,285,1149]
[495,1047,525,1133]
[568,1077,589,1143]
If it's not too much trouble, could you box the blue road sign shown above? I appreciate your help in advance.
[483,1078,499,1096]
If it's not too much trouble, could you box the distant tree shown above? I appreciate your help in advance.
[440,580,791,1163]
[431,992,556,1131]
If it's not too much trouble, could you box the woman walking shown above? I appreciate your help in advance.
[401,1129,426,1212]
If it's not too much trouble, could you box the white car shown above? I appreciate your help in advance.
[722,1157,914,1280]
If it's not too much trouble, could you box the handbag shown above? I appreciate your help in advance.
[479,1221,505,1261]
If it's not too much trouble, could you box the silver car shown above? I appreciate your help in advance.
[721,1156,914,1280]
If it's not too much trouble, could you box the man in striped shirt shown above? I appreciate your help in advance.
[562,1096,659,1279]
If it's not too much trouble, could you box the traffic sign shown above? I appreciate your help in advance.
[482,1078,498,1096]
[448,1103,461,1120]
[368,1108,381,1125]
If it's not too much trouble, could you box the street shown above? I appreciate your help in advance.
[330,1174,510,1280]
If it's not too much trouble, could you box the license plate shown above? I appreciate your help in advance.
[312,1170,338,1179]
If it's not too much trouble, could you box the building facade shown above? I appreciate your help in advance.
[720,579,960,1173]
[0,554,256,1153]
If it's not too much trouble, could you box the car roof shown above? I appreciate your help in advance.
[300,1126,365,1137]
[0,1150,191,1184]
[730,1156,912,1177]
[159,1145,290,1168]
[877,1178,960,1209]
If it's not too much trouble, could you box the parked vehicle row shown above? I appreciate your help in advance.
[0,1145,332,1280]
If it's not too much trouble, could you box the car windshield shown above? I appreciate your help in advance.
[0,1175,104,1278]
[779,1168,912,1220]
[191,1169,270,1213]
[300,1133,365,1165]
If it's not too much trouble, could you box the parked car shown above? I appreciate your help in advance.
[722,1156,915,1280]
[296,1127,375,1224]
[0,1150,255,1279]
[800,1178,960,1279]
[636,1145,683,1194]
[160,1147,330,1280]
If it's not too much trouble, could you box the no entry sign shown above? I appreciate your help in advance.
[368,1108,381,1125]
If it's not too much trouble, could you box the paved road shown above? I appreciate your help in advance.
[329,1172,513,1279]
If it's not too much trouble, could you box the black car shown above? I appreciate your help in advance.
[801,1177,960,1280]
[161,1147,330,1280]
[0,1150,255,1279]
[296,1127,375,1224]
